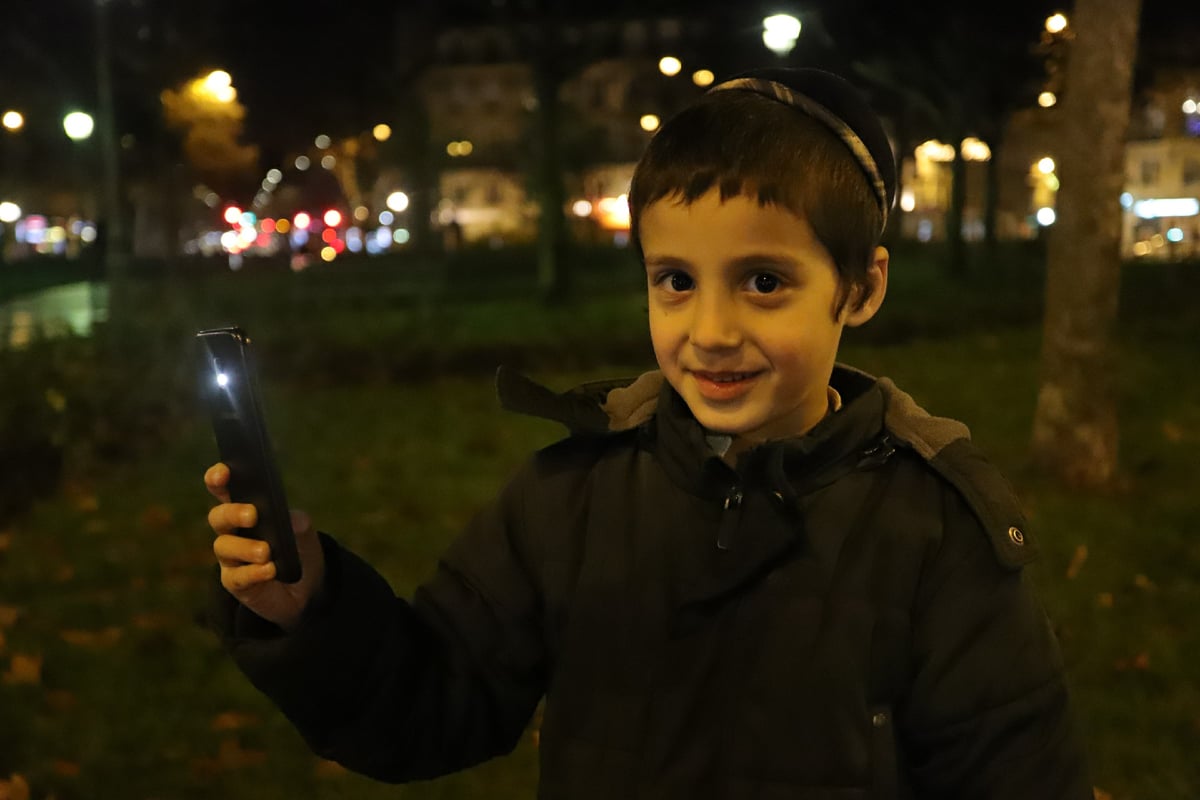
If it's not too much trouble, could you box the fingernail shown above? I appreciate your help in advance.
[242,511,254,526]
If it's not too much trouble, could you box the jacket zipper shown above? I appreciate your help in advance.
[716,486,744,550]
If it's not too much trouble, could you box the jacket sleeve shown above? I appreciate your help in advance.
[899,483,1092,799]
[205,465,547,783]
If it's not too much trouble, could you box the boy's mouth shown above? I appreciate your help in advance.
[691,370,762,400]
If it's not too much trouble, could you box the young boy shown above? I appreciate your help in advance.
[204,68,1092,797]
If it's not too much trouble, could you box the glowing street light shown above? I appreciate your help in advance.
[1038,91,1057,108]
[659,57,682,77]
[1037,156,1056,174]
[63,111,95,141]
[386,191,410,212]
[2,111,23,131]
[0,201,22,223]
[692,70,715,88]
[1184,99,1199,115]
[640,114,661,132]
[1045,13,1068,34]
[373,124,392,142]
[202,70,236,103]
[763,14,801,56]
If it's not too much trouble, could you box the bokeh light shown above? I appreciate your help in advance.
[63,111,95,141]
[659,57,682,77]
[386,192,410,212]
[2,111,24,131]
[692,70,715,88]
[373,124,392,142]
[640,114,660,132]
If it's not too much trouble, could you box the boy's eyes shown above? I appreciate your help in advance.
[652,270,785,295]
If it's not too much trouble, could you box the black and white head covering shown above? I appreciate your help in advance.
[708,68,897,230]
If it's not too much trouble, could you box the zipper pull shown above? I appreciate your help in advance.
[857,434,896,470]
[716,487,744,550]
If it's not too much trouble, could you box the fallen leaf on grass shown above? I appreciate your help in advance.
[1065,545,1088,579]
[1114,652,1151,672]
[59,627,123,649]
[132,612,176,631]
[1093,788,1113,800]
[139,504,174,532]
[53,565,75,584]
[191,738,267,776]
[2,654,42,685]
[1096,592,1114,609]
[63,482,99,514]
[211,711,261,732]
[1133,573,1157,592]
[314,759,347,778]
[45,690,77,713]
[0,531,11,553]
[0,607,21,628]
[1161,421,1184,443]
[51,760,80,778]
[0,773,30,800]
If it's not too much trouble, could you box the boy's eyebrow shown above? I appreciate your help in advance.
[644,253,803,271]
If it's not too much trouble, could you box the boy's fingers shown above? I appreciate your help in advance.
[213,534,270,566]
[207,503,257,535]
[221,562,277,592]
[204,463,232,503]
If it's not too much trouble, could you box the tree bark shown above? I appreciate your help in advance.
[1031,0,1142,488]
[532,8,570,305]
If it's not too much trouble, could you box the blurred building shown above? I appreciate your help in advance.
[412,17,710,246]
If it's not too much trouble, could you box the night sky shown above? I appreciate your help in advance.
[2,0,1198,171]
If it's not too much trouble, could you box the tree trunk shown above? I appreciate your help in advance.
[96,0,133,349]
[945,127,968,279]
[532,11,569,305]
[1031,0,1142,488]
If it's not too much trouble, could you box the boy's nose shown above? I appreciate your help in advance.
[689,294,742,351]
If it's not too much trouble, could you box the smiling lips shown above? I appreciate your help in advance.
[691,370,763,401]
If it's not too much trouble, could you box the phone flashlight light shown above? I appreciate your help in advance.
[216,372,230,388]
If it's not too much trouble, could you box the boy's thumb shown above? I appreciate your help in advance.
[289,509,312,535]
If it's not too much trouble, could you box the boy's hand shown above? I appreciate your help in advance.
[205,463,326,632]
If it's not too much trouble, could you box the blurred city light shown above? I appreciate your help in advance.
[321,154,336,169]
[394,228,411,244]
[1037,156,1056,174]
[1184,99,1199,114]
[961,137,992,161]
[62,111,95,141]
[223,206,242,225]
[1120,192,1133,208]
[323,209,342,227]
[315,134,331,149]
[763,14,802,56]
[2,111,23,131]
[900,190,916,212]
[1045,13,1068,34]
[1037,207,1056,226]
[659,57,682,77]
[266,168,283,184]
[692,70,715,88]
[293,211,312,230]
[239,211,257,228]
[1038,92,1057,108]
[640,114,660,132]
[353,206,369,222]
[1133,198,1200,219]
[321,246,336,262]
[916,140,956,162]
[572,200,593,217]
[0,202,21,223]
[386,191,410,212]
[275,218,291,234]
[373,123,392,142]
[201,70,236,104]
[80,224,97,243]
[378,210,394,225]
[295,155,311,170]
[1166,227,1185,243]
[596,194,631,230]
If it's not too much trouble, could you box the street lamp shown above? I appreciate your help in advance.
[763,14,801,56]
[0,201,21,224]
[2,111,23,132]
[386,191,409,213]
[63,111,96,141]
[1045,13,1068,34]
[659,57,682,77]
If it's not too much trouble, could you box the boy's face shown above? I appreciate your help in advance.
[640,189,886,443]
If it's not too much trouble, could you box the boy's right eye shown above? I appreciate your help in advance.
[656,272,694,292]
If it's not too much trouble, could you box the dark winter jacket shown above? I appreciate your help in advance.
[208,364,1092,799]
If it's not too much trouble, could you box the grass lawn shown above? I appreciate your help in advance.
[1,272,1197,797]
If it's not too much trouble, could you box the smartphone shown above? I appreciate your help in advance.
[196,326,302,583]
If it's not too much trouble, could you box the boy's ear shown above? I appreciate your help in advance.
[843,246,889,328]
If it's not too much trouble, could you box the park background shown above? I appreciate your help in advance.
[2,0,1199,798]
